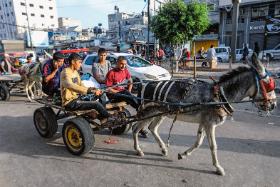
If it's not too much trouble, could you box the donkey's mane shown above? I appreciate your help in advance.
[218,66,251,84]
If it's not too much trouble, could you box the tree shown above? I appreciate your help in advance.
[151,0,209,72]
[151,0,209,45]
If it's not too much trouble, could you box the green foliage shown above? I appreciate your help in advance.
[151,0,209,45]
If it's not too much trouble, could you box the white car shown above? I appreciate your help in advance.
[81,52,171,84]
[214,47,231,63]
[236,48,253,62]
[259,44,280,61]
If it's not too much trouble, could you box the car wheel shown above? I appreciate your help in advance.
[217,57,223,63]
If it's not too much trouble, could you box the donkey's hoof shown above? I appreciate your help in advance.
[136,151,144,157]
[178,153,185,160]
[216,168,225,176]
[162,149,168,157]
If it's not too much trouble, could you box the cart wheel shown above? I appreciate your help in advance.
[0,83,10,101]
[33,107,58,138]
[62,117,95,156]
[112,109,132,135]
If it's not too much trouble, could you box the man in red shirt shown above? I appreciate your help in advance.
[106,56,138,109]
[106,56,148,138]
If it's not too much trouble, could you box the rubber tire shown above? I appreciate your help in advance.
[112,109,132,135]
[62,117,95,156]
[0,83,10,101]
[217,57,223,63]
[33,107,58,138]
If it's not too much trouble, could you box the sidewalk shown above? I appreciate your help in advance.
[169,61,280,79]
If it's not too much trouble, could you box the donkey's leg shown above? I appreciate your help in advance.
[133,118,153,157]
[206,125,225,176]
[148,116,168,156]
[178,124,205,160]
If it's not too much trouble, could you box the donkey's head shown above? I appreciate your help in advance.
[249,53,277,112]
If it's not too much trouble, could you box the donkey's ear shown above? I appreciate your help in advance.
[251,52,266,76]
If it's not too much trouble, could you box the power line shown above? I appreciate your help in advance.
[0,21,48,32]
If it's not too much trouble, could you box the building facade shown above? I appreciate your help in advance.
[0,0,58,40]
[107,6,148,43]
[184,0,220,24]
[58,17,82,32]
[219,0,280,50]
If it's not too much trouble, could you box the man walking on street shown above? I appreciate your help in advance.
[207,45,217,69]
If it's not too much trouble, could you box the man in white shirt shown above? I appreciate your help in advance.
[207,45,217,69]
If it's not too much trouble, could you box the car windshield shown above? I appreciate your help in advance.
[125,56,152,67]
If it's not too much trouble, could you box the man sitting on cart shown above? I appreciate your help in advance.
[105,56,148,137]
[60,53,112,124]
[42,52,66,97]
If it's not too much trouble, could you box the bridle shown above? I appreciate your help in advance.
[252,68,276,110]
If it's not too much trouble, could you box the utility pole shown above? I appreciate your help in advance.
[230,0,240,70]
[24,0,33,49]
[147,0,150,60]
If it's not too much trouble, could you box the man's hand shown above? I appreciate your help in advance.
[94,89,102,96]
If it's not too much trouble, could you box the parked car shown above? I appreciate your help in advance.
[236,48,253,62]
[214,47,231,63]
[259,43,280,61]
[81,52,171,88]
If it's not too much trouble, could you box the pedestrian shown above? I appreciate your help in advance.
[181,48,191,69]
[156,47,165,66]
[242,43,249,64]
[0,54,13,74]
[254,42,260,57]
[207,45,217,69]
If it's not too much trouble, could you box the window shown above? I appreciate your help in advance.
[31,13,35,16]
[9,2,12,6]
[49,7,53,10]
[7,13,9,17]
[50,16,54,19]
[275,4,280,16]
[5,3,7,7]
[20,2,25,6]
[29,4,34,7]
[22,12,27,16]
[252,6,269,18]
[0,6,1,10]
[1,15,3,19]
[39,5,43,9]
[51,24,55,27]
[11,12,13,16]
[40,14,44,18]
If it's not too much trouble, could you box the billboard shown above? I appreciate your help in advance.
[27,31,49,47]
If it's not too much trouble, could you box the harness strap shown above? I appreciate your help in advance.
[167,111,179,147]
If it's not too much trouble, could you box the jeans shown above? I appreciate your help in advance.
[107,90,139,109]
[65,98,110,119]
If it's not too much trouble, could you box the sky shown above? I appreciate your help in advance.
[56,0,147,29]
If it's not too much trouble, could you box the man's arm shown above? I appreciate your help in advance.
[43,63,58,83]
[127,78,133,93]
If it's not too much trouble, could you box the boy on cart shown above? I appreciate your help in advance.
[60,53,113,124]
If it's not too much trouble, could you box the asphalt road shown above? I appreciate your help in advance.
[0,96,280,187]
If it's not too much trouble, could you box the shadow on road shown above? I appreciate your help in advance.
[0,115,280,160]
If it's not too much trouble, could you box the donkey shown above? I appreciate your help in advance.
[132,53,277,176]
[19,62,43,101]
